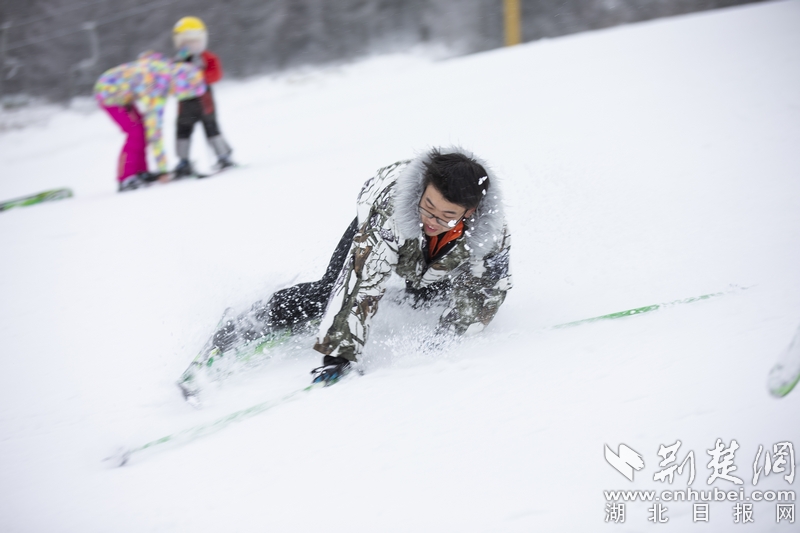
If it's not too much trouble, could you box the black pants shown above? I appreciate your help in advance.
[177,88,221,139]
[211,217,359,352]
[265,217,359,328]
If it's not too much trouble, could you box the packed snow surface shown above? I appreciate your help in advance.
[1,1,799,531]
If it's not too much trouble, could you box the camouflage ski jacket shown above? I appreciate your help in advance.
[314,147,512,361]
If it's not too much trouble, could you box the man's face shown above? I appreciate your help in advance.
[418,184,475,237]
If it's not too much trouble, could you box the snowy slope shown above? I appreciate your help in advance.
[1,1,799,531]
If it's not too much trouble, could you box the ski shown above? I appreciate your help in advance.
[193,165,236,179]
[117,166,238,192]
[105,381,328,467]
[768,324,800,398]
[176,307,234,405]
[109,288,741,467]
[177,310,293,406]
[550,288,744,329]
[0,188,73,212]
[173,162,244,181]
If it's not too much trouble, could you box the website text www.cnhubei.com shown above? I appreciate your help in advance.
[604,487,796,502]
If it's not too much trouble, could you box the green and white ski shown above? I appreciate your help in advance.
[106,380,329,467]
[768,324,800,398]
[0,188,73,212]
[177,307,293,406]
[550,290,737,329]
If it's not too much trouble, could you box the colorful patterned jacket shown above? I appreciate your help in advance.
[314,147,513,362]
[175,48,223,85]
[94,51,205,172]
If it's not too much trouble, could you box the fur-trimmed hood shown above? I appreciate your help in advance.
[393,146,507,257]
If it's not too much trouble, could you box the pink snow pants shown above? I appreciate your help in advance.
[102,105,147,182]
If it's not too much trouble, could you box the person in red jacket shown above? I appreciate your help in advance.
[172,17,235,176]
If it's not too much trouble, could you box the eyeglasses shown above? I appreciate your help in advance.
[417,204,465,229]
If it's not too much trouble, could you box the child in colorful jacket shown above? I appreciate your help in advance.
[94,51,205,191]
[172,17,235,176]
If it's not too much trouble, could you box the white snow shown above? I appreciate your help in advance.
[1,1,799,531]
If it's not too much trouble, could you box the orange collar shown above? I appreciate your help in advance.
[428,221,464,258]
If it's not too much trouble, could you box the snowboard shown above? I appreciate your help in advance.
[768,324,800,398]
[0,188,73,212]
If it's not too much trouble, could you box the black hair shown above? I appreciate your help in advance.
[422,149,490,210]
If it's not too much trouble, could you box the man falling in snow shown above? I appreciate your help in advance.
[189,146,512,391]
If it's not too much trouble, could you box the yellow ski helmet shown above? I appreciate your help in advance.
[173,17,208,54]
[173,17,206,34]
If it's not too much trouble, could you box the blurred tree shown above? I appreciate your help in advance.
[0,0,766,103]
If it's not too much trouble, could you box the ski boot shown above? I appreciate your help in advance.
[140,171,167,183]
[118,172,151,192]
[118,172,169,192]
[209,135,235,172]
[310,356,352,386]
[213,154,235,172]
[173,158,195,179]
